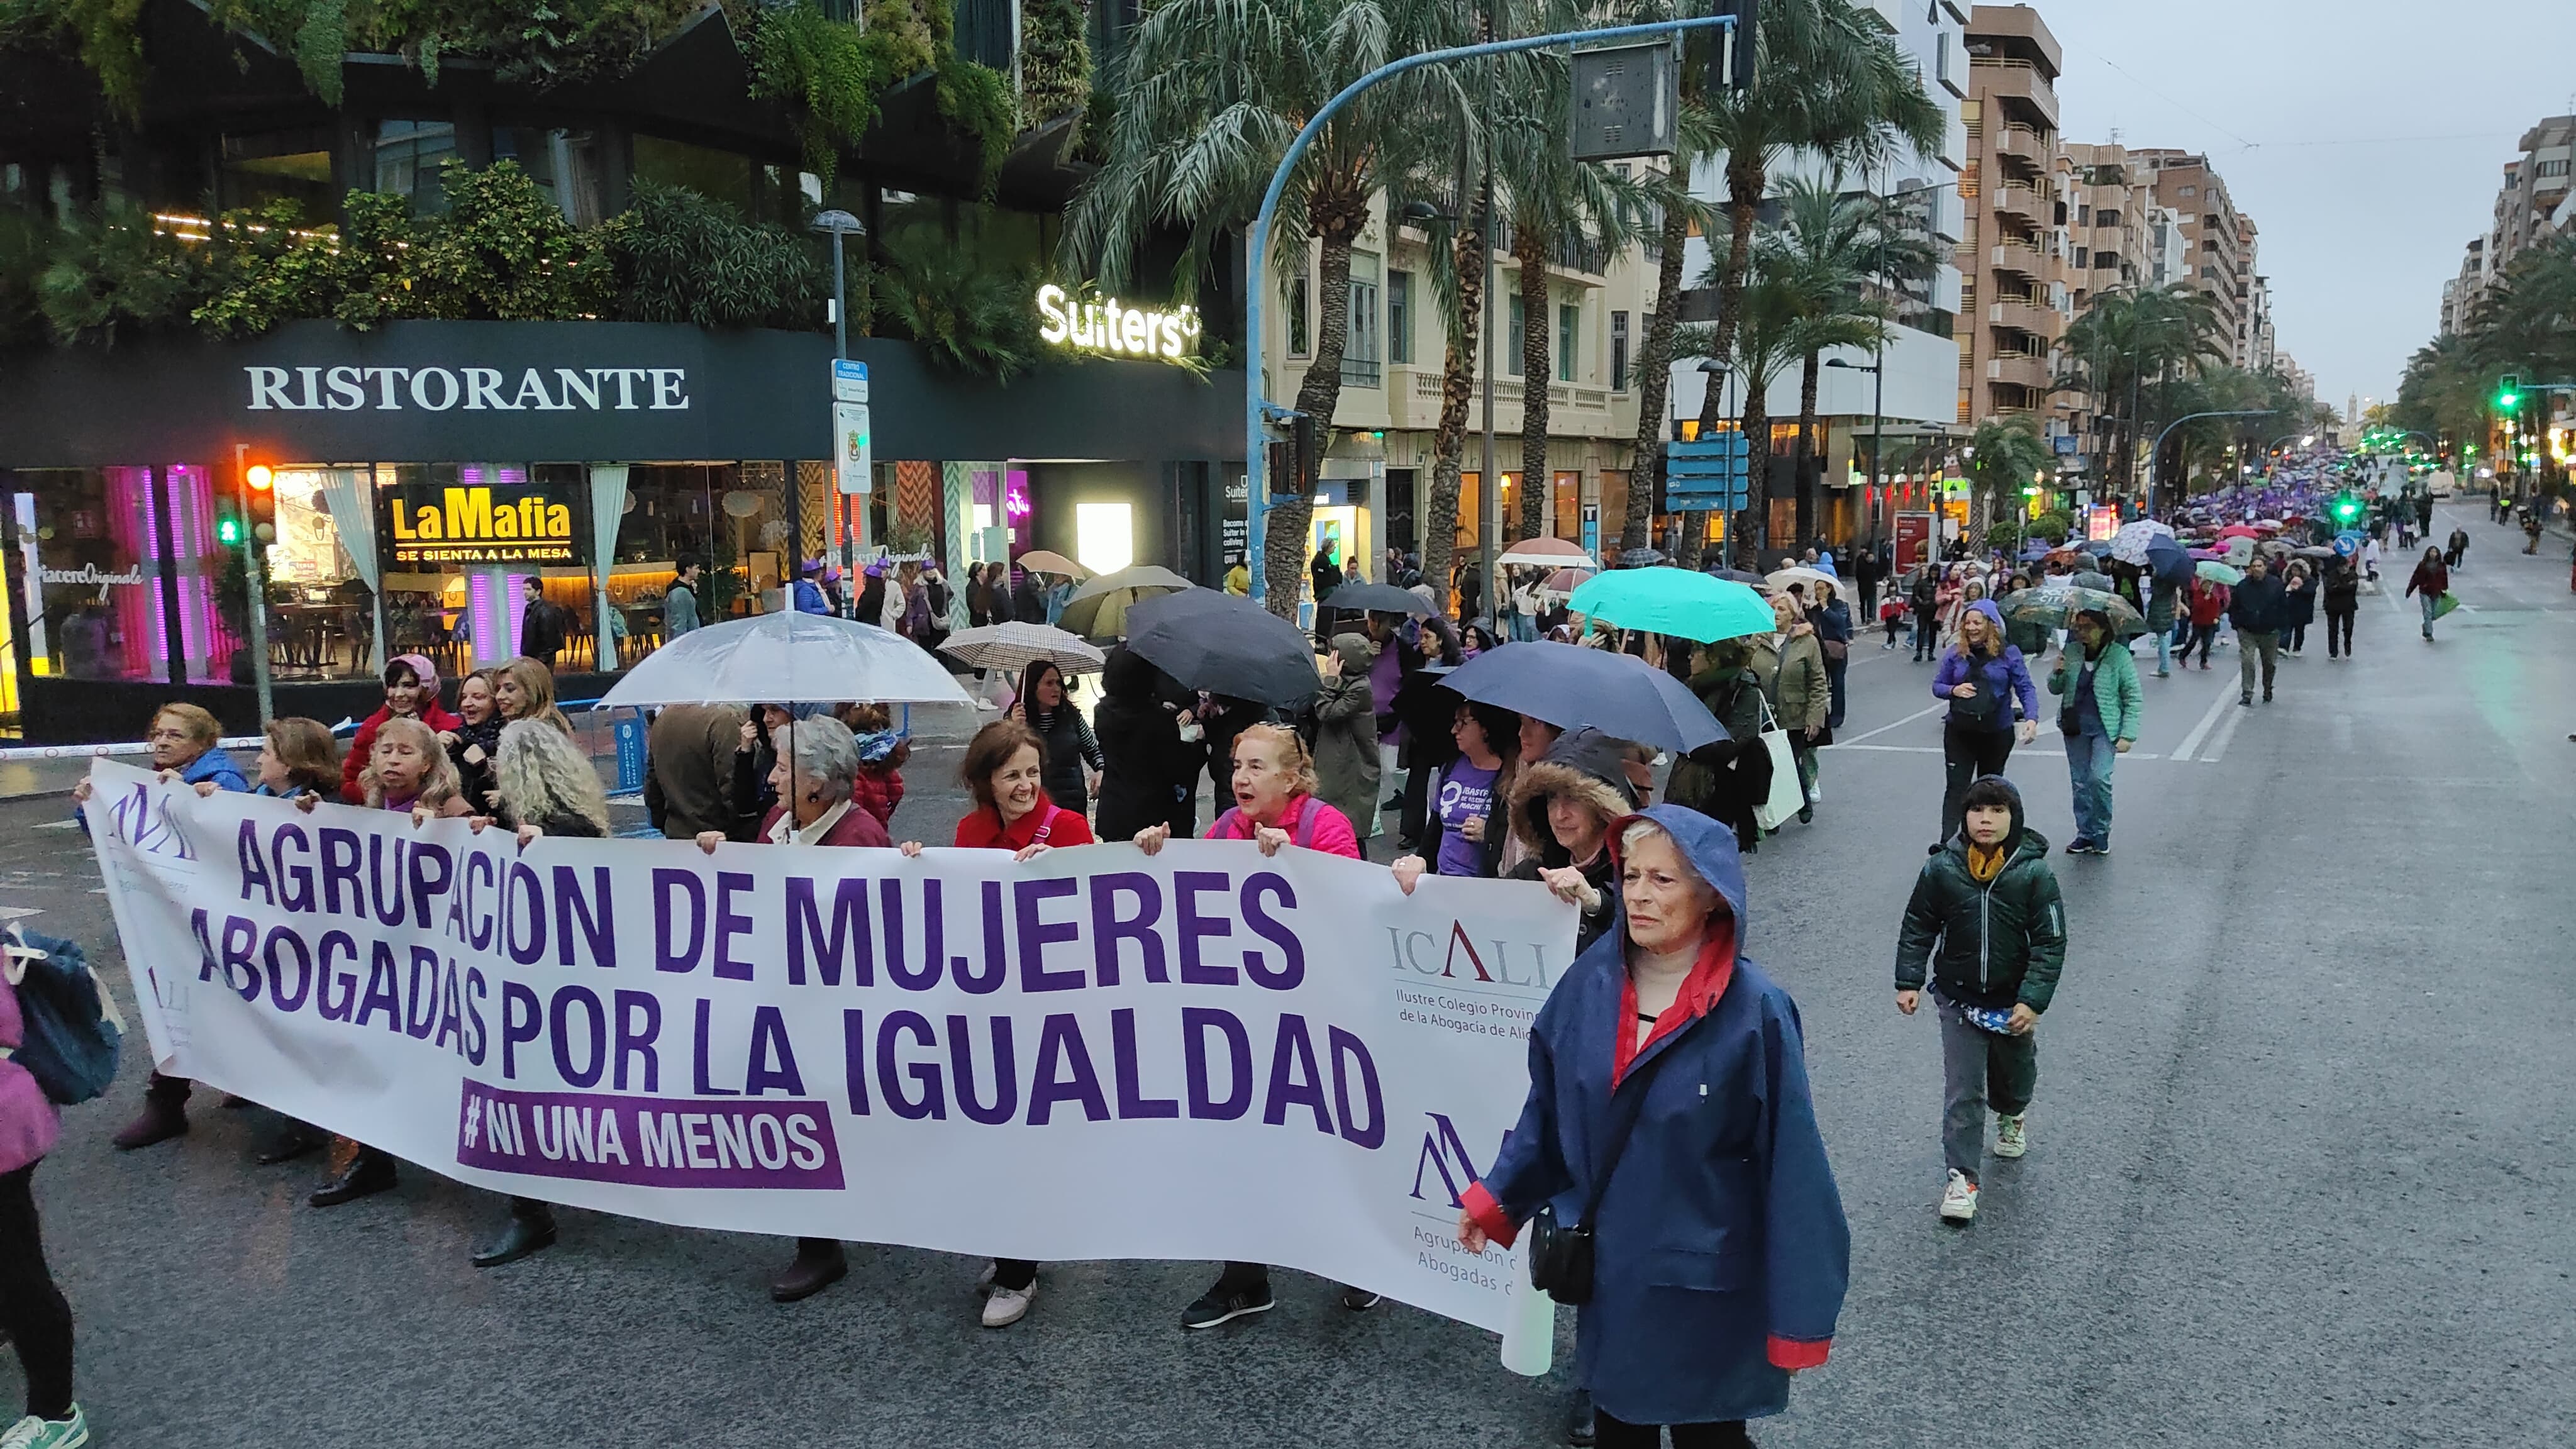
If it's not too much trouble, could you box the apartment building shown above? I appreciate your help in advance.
[1957,4,2069,426]
[2131,150,2256,365]
[2048,141,2156,480]
[2442,116,2573,335]
[1263,191,1654,565]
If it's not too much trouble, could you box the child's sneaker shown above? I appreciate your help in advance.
[1994,1113,2028,1159]
[1938,1170,1979,1223]
[0,1405,89,1449]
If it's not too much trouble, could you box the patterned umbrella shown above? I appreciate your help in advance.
[1998,584,2143,637]
[2109,519,2174,565]
[936,621,1107,675]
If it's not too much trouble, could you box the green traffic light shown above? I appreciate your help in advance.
[217,517,243,545]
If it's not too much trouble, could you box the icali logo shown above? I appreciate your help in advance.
[1035,283,1202,362]
[1385,921,1556,989]
[1409,1112,1504,1208]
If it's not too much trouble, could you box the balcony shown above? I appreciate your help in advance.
[1987,299,2060,338]
[1991,184,2045,226]
[1986,353,2052,391]
[1970,57,2060,130]
[1993,125,2046,163]
[1990,241,2044,279]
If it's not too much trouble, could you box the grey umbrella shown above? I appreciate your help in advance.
[1321,581,1432,616]
[1123,589,1323,708]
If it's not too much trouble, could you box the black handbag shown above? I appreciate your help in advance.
[1525,1023,1695,1304]
[1949,660,2004,728]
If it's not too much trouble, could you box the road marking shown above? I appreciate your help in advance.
[1830,744,2165,761]
[2199,699,2250,763]
[1828,701,1946,747]
[0,907,40,922]
[2169,684,2237,763]
[31,821,77,831]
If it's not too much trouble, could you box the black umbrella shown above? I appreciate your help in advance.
[1707,567,1768,587]
[1619,547,1670,569]
[1123,589,1321,708]
[1440,641,1721,752]
[1321,581,1432,616]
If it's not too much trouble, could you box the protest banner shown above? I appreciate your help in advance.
[86,761,1573,1359]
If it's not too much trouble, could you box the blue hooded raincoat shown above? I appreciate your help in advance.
[1463,804,1849,1427]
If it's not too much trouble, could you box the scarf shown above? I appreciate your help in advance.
[452,714,504,762]
[1966,842,2006,882]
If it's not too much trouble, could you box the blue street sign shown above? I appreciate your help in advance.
[611,713,647,794]
[1665,435,1750,510]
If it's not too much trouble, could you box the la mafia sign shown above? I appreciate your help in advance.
[386,484,575,566]
[243,364,691,413]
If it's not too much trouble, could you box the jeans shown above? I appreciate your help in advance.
[2286,621,2307,652]
[2326,609,2355,657]
[1938,720,2017,843]
[2180,619,2216,667]
[2237,628,2279,697]
[2419,592,2439,638]
[1825,657,1848,729]
[1940,1000,2038,1184]
[1913,608,1940,660]
[0,1163,75,1419]
[2063,726,2116,846]
[2151,625,2172,674]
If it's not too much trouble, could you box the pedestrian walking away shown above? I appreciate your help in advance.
[1457,806,1848,1446]
[2280,560,2316,657]
[1929,600,2039,847]
[2046,610,2140,855]
[1767,594,1830,824]
[1894,776,2067,1224]
[1813,580,1853,731]
[1909,569,1942,661]
[2321,555,2361,660]
[2406,547,2450,642]
[2445,526,2468,571]
[2226,556,2285,706]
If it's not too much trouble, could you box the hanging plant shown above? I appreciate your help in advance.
[1016,0,1090,125]
[935,55,1018,191]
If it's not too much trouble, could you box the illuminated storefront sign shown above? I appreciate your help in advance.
[385,480,575,565]
[1035,284,1202,362]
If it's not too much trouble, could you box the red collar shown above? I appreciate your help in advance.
[987,801,1060,850]
[1611,919,1738,1088]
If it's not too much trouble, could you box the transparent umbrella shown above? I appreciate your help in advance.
[597,611,972,707]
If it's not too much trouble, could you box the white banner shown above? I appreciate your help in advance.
[86,762,1572,1355]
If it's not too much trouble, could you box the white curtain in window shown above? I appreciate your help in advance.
[589,465,629,670]
[316,468,388,676]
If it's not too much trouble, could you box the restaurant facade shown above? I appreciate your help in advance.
[0,319,1243,741]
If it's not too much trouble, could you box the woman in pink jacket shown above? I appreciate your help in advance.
[0,948,86,1448]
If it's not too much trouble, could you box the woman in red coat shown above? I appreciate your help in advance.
[340,654,462,802]
[2180,575,2229,671]
[897,718,1096,1328]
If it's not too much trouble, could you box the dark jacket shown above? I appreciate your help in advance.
[520,596,568,662]
[1092,648,1204,843]
[448,715,505,818]
[2282,575,2318,627]
[1909,574,1940,613]
[1503,728,1638,955]
[1664,660,1770,851]
[1894,779,2067,1013]
[2225,573,2287,633]
[1023,699,1101,816]
[1311,633,1381,838]
[757,802,893,849]
[2321,562,2362,613]
[645,702,746,839]
[1467,804,1850,1426]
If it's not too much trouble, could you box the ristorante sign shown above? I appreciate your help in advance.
[384,480,575,565]
[245,364,691,413]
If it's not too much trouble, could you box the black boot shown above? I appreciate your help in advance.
[473,1199,558,1267]
[309,1145,398,1208]
[111,1074,191,1150]
[771,1238,847,1302]
[1563,1388,1596,1446]
[254,1117,326,1165]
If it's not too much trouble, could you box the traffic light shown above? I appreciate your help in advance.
[2331,494,2362,525]
[214,503,243,547]
[1707,0,1758,92]
[243,463,276,545]
[2494,375,2522,413]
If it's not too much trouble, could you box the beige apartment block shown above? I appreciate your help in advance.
[1958,4,2069,426]
[2445,115,2572,335]
[2130,149,2256,367]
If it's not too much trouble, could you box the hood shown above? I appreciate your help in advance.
[1964,598,2007,640]
[1330,632,1373,674]
[1603,803,1750,945]
[1508,727,1641,855]
[1940,773,2048,862]
[1101,645,1158,700]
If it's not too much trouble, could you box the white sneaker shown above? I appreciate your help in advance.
[1994,1113,2028,1159]
[1938,1169,1979,1223]
[982,1280,1037,1328]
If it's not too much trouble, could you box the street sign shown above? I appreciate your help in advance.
[1572,42,1678,161]
[1580,502,1600,561]
[831,358,870,403]
[835,401,872,494]
[1663,435,1750,511]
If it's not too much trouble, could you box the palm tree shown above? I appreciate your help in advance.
[2055,284,2226,494]
[1963,414,2050,547]
[1698,0,1943,468]
[1062,0,1472,614]
[1673,250,1809,567]
[1760,172,1938,544]
[1620,160,1694,555]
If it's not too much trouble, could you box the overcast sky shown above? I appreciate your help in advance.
[2038,0,2572,415]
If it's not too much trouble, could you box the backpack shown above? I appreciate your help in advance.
[3,928,123,1106]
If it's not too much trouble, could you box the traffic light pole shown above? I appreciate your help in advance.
[2147,409,2273,517]
[232,443,275,724]
[1243,11,1742,607]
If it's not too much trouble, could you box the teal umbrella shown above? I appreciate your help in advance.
[2195,560,2244,586]
[1568,568,1775,643]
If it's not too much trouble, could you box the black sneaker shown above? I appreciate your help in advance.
[1180,1281,1274,1330]
[1338,1285,1382,1311]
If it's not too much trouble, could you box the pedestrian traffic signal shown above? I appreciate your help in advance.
[215,501,243,547]
[243,463,276,544]
[2331,494,2362,524]
[2494,375,2522,413]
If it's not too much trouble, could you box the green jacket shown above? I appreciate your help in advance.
[2046,638,2143,743]
[1894,786,2067,1013]
[1769,630,1829,732]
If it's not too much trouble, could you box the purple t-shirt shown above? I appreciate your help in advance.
[1435,759,1502,877]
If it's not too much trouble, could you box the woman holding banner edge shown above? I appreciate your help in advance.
[896,716,1097,1328]
[1133,723,1367,1328]
[1455,806,1849,1448]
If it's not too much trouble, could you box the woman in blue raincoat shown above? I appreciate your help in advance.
[1458,804,1848,1446]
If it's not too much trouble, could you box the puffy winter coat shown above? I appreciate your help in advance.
[1893,779,2067,1013]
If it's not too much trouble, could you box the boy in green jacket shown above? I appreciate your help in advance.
[2046,608,2142,855]
[1896,775,2067,1224]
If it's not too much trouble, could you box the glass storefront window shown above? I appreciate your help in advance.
[221,127,335,214]
[375,121,459,213]
[10,466,238,685]
[262,466,378,682]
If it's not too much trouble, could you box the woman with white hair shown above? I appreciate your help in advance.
[1456,806,1848,1448]
[465,720,614,1267]
[696,713,889,1301]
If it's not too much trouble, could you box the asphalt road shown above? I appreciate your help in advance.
[6,500,2570,1448]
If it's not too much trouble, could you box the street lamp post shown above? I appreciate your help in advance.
[811,208,867,575]
[1239,11,1743,608]
[2148,409,2273,516]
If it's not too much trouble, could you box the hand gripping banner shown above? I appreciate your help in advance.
[86,762,1573,1362]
